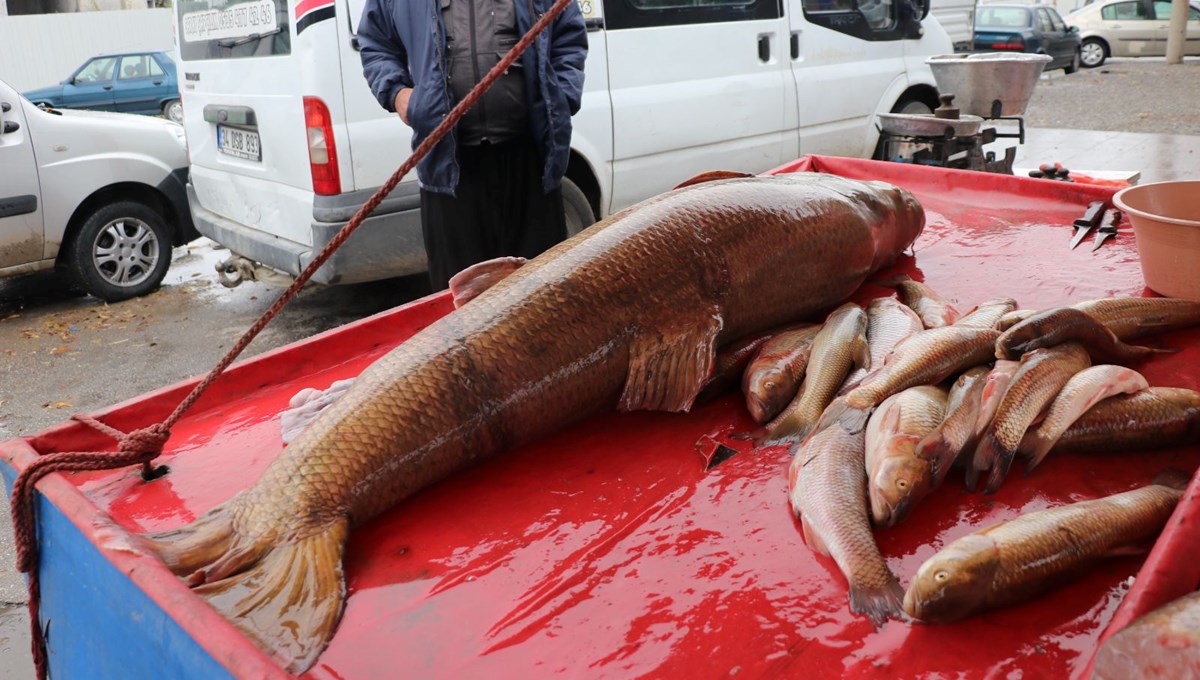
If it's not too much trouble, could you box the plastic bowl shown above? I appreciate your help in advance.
[1113,180,1200,300]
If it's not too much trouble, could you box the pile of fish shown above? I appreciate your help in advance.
[723,277,1200,627]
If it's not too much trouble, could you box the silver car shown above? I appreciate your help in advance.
[1068,0,1200,67]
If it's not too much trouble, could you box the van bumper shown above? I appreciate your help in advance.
[187,183,427,285]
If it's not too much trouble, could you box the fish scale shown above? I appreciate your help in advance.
[140,172,924,671]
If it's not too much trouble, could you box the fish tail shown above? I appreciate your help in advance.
[1020,434,1056,475]
[1153,468,1192,491]
[142,507,349,674]
[814,397,871,435]
[984,447,1016,494]
[848,578,905,628]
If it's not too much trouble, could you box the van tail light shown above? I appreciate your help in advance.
[304,96,341,196]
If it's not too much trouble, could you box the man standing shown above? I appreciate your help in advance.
[357,0,588,290]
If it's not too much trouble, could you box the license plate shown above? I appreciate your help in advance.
[217,124,261,162]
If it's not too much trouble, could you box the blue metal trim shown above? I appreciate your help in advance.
[1,463,233,680]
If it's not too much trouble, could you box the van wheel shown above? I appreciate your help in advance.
[563,177,595,237]
[67,201,173,302]
[163,99,184,123]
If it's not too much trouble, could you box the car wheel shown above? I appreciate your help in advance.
[67,200,173,302]
[1065,49,1081,74]
[1080,39,1107,68]
[163,99,184,123]
[562,177,595,237]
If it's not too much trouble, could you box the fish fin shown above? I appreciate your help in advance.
[799,514,831,557]
[814,397,871,435]
[194,519,349,674]
[448,256,526,308]
[853,335,872,372]
[673,170,755,190]
[141,501,238,578]
[620,313,723,413]
[848,579,905,628]
[983,449,1015,494]
[1104,544,1148,558]
[1153,468,1192,491]
[870,273,912,289]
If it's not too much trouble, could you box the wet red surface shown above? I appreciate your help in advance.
[12,157,1200,678]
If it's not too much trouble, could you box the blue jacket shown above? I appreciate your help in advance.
[358,0,587,195]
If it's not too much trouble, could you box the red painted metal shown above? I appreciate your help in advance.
[5,156,1198,678]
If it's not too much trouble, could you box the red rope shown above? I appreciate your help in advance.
[9,0,576,675]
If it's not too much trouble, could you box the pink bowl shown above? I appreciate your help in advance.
[1113,180,1200,300]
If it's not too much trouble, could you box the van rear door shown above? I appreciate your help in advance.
[0,83,44,270]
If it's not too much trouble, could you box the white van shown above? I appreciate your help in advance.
[173,0,952,287]
[930,0,978,50]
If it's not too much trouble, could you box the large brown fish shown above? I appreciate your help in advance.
[763,303,868,443]
[1094,590,1200,680]
[841,296,923,393]
[865,385,948,527]
[789,422,904,625]
[1052,387,1200,455]
[742,324,822,423]
[877,273,961,328]
[996,307,1172,363]
[915,365,991,487]
[953,297,1018,330]
[1018,365,1149,470]
[904,471,1189,623]
[1072,296,1200,340]
[140,173,924,671]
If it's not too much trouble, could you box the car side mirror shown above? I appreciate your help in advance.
[910,0,931,20]
[1069,25,1079,33]
[67,76,76,85]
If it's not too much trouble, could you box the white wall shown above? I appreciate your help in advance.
[0,8,173,92]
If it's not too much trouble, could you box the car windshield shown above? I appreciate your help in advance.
[977,6,1031,27]
[176,0,291,60]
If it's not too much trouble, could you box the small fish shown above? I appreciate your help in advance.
[1072,296,1200,340]
[973,360,1021,441]
[1094,590,1200,680]
[1018,365,1149,471]
[915,365,991,487]
[996,308,1037,332]
[876,273,961,328]
[825,327,1000,434]
[996,307,1173,363]
[698,323,811,402]
[972,343,1091,493]
[841,297,923,393]
[953,297,1018,330]
[865,385,948,527]
[789,422,904,626]
[904,471,1189,624]
[742,324,822,423]
[1052,387,1200,455]
[764,303,868,443]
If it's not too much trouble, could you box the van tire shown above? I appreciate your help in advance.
[163,99,184,123]
[563,177,595,237]
[67,200,173,302]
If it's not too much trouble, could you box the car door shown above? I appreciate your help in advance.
[603,0,792,212]
[0,81,45,270]
[61,56,118,110]
[1098,0,1156,56]
[1038,7,1073,63]
[114,54,169,114]
[1151,0,1200,53]
[1190,3,1200,54]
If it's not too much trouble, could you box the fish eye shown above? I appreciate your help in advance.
[934,570,949,582]
[897,479,909,490]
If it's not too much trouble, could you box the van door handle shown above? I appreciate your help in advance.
[791,31,800,59]
[1,101,10,112]
[758,34,771,62]
[3,121,18,133]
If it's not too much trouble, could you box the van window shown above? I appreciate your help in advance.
[176,0,291,61]
[802,0,918,40]
[605,0,782,30]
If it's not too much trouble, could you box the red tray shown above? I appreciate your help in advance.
[4,156,1197,679]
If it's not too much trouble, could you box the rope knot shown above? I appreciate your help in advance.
[118,424,170,459]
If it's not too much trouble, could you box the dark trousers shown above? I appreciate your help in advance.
[420,136,567,291]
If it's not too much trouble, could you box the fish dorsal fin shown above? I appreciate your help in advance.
[448,256,527,308]
[673,170,756,190]
[619,310,724,413]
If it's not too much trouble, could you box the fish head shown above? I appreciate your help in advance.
[869,453,932,527]
[745,369,795,424]
[862,183,925,268]
[903,534,1000,623]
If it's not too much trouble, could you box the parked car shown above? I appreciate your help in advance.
[1068,0,1200,67]
[0,77,199,301]
[21,51,183,123]
[975,4,1084,71]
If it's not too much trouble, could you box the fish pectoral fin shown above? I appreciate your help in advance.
[1104,544,1148,558]
[195,519,349,674]
[799,514,831,557]
[620,312,723,413]
[673,170,756,190]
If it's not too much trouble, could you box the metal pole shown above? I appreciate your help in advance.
[1166,0,1188,64]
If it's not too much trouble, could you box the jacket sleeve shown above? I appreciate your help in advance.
[357,0,412,113]
[547,0,588,115]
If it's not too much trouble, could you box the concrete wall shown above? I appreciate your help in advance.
[0,8,173,92]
